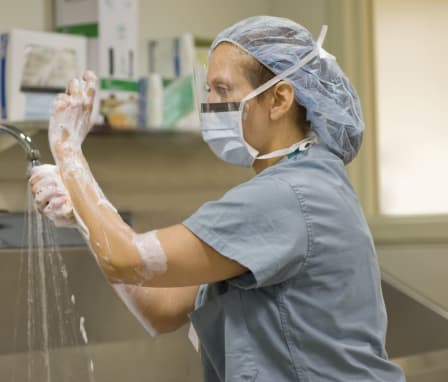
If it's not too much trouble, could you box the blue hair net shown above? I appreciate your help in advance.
[211,16,364,164]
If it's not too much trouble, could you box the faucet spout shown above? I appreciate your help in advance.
[0,123,40,167]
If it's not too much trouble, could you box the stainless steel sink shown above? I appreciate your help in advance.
[380,243,448,381]
[383,280,448,359]
[0,206,201,381]
[0,211,131,249]
[1,208,447,381]
[0,246,202,381]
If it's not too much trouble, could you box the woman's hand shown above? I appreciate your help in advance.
[29,164,77,228]
[49,71,97,162]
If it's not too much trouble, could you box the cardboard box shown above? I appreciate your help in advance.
[140,34,208,130]
[147,33,195,79]
[98,0,137,80]
[97,78,138,129]
[56,0,138,81]
[0,30,87,121]
[56,0,139,128]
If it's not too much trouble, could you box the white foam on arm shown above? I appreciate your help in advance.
[58,153,168,284]
[30,164,77,228]
[30,162,165,336]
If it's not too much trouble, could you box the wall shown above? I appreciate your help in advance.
[138,0,270,74]
[374,0,448,215]
[270,0,378,215]
[0,0,53,33]
[269,0,327,37]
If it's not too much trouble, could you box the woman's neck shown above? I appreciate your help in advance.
[252,124,305,174]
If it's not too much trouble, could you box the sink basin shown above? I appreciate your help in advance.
[380,243,448,381]
[1,212,447,381]
[0,211,131,249]
[0,246,202,381]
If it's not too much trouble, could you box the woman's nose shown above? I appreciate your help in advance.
[207,92,219,103]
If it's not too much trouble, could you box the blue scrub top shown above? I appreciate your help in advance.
[184,144,405,382]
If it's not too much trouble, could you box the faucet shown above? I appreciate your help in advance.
[0,123,40,167]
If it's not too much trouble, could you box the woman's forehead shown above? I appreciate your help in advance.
[208,42,253,81]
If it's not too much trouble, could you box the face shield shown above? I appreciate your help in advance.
[195,25,328,113]
[193,63,242,115]
[195,25,327,167]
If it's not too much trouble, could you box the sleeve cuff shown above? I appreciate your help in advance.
[182,219,263,289]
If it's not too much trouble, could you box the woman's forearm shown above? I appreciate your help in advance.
[57,148,165,283]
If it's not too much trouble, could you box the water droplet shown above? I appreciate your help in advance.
[80,316,89,344]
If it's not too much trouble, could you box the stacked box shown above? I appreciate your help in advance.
[141,33,206,130]
[56,0,139,128]
[0,30,87,121]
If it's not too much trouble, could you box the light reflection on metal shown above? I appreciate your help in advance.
[0,123,41,167]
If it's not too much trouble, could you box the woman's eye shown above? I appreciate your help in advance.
[216,86,230,97]
[204,84,211,93]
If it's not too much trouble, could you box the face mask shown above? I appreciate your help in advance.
[199,25,328,168]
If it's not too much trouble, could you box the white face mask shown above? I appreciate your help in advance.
[199,25,327,168]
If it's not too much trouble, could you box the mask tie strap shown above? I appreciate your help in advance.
[241,25,328,103]
[257,134,318,160]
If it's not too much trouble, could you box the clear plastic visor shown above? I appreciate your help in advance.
[193,63,243,113]
[194,25,328,114]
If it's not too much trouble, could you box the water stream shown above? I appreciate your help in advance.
[10,186,96,381]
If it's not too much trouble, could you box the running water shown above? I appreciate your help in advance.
[10,185,96,382]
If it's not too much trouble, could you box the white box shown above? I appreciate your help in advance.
[56,0,138,81]
[147,33,195,79]
[98,0,138,80]
[56,0,139,127]
[0,30,87,121]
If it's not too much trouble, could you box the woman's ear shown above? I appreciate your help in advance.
[269,81,295,121]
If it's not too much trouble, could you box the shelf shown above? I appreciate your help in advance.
[1,120,200,135]
[0,120,48,131]
[89,123,201,136]
[0,120,201,152]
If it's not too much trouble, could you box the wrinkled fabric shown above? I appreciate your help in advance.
[210,16,364,164]
[184,144,405,382]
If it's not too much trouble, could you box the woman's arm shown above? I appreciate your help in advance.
[115,285,200,334]
[30,165,202,336]
[36,71,247,287]
[53,148,246,286]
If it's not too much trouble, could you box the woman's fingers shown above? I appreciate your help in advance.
[34,185,65,211]
[44,195,69,213]
[82,71,97,113]
[28,164,77,228]
[43,196,76,228]
[29,164,66,210]
[53,93,71,111]
[31,174,57,195]
[67,78,82,98]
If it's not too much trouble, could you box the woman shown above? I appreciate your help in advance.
[31,16,405,382]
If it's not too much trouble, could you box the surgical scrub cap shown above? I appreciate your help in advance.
[211,16,364,164]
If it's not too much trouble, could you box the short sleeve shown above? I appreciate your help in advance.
[183,177,310,289]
